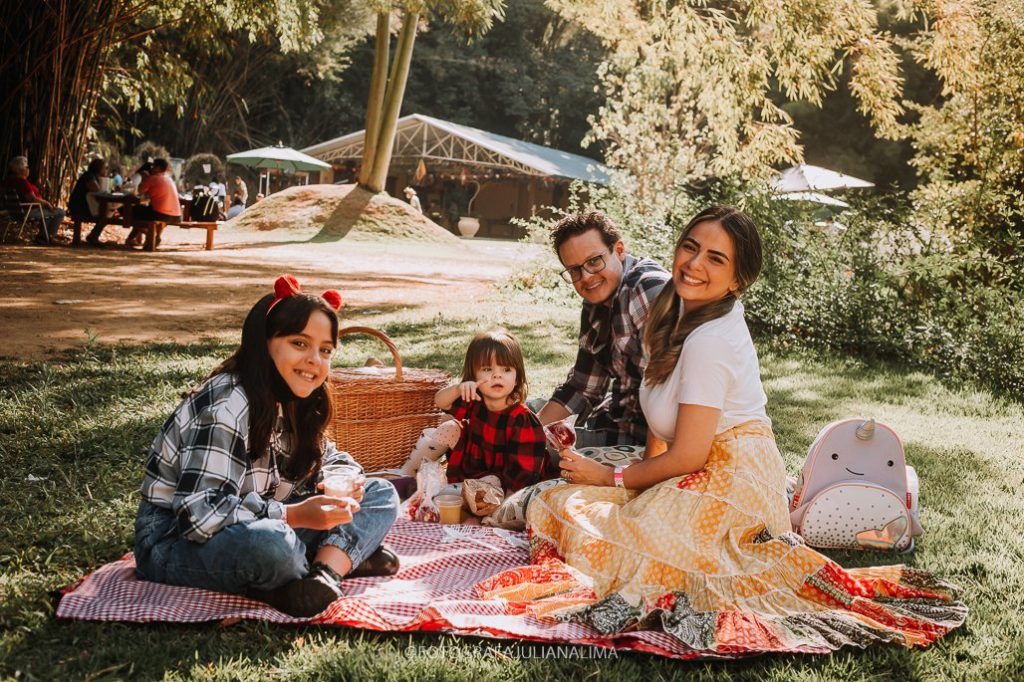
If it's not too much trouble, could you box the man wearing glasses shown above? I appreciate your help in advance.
[532,211,670,448]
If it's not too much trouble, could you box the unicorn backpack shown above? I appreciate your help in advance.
[789,418,922,552]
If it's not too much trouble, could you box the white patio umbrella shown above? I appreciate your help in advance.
[226,143,330,195]
[771,163,874,194]
[774,191,850,208]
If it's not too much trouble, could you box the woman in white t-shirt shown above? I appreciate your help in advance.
[481,205,965,654]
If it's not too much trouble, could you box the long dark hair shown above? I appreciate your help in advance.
[211,292,339,481]
[460,329,529,405]
[644,205,762,386]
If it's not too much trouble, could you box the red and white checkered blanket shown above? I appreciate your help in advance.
[57,519,709,659]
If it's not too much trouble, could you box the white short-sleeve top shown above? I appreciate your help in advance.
[639,301,769,441]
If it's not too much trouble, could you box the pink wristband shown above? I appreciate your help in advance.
[613,465,626,488]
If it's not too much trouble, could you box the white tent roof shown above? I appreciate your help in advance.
[772,163,874,193]
[302,113,613,185]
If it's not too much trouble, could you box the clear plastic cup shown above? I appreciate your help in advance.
[434,494,463,525]
[322,463,361,498]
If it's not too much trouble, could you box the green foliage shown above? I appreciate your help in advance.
[402,0,607,152]
[546,0,906,201]
[897,0,1024,241]
[99,2,376,157]
[181,153,227,186]
[132,140,172,165]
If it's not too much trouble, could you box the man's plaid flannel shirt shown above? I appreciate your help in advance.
[549,254,669,445]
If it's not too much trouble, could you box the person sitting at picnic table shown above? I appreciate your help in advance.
[126,158,180,247]
[68,158,115,247]
[3,155,65,244]
[233,175,248,205]
[226,194,245,219]
[124,161,152,193]
[481,205,967,654]
[531,211,670,449]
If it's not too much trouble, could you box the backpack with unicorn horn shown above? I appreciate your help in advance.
[789,418,923,552]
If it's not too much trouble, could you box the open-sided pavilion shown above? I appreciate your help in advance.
[302,113,612,239]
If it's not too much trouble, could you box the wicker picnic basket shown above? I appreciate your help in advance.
[327,326,451,472]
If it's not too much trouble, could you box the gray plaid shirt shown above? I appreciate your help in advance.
[549,254,670,444]
[139,373,358,543]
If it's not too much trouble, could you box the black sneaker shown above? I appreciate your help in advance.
[246,562,343,618]
[348,545,400,578]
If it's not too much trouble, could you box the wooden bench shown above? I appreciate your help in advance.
[69,216,124,245]
[135,220,220,251]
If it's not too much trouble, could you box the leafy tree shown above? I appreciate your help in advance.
[0,0,324,200]
[896,0,1024,245]
[546,0,907,203]
[98,2,375,158]
[181,153,226,187]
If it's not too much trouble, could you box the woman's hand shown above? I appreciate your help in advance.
[559,449,613,486]
[286,495,360,530]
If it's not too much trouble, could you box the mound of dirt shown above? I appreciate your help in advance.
[226,184,459,243]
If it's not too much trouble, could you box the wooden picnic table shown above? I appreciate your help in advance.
[71,191,138,245]
[73,192,219,251]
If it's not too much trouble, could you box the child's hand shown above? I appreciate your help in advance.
[287,495,361,530]
[316,475,366,503]
[459,378,493,402]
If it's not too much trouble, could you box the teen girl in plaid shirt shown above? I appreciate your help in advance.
[134,276,400,618]
[435,330,555,493]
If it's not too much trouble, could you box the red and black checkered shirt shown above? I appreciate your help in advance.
[445,398,555,492]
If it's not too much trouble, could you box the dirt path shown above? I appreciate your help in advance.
[0,233,539,360]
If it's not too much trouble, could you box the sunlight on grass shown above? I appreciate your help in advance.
[2,282,1023,680]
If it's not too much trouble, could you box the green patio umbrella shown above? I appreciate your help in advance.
[226,143,331,195]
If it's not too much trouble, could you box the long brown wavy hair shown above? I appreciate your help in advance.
[644,205,763,386]
[210,291,339,482]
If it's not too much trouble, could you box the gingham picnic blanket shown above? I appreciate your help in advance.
[56,519,713,660]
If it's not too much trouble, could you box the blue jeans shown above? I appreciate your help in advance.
[133,478,399,594]
[36,207,64,239]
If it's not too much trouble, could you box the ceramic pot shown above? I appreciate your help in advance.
[457,217,480,238]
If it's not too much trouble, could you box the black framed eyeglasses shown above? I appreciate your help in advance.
[560,252,609,283]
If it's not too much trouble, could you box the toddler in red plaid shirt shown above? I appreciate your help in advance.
[435,330,556,492]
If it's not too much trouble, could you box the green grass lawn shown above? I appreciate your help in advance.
[2,285,1022,680]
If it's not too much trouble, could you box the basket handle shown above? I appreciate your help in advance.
[338,326,403,381]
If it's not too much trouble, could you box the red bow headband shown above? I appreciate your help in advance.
[267,274,342,314]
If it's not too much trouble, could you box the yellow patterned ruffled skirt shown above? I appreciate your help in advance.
[477,421,966,655]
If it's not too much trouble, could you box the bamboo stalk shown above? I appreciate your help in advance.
[359,10,392,188]
[366,11,418,193]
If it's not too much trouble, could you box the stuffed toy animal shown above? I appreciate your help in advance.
[398,419,463,476]
[790,418,923,552]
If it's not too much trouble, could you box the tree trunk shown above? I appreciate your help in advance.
[364,11,418,194]
[357,11,391,188]
[0,0,138,203]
